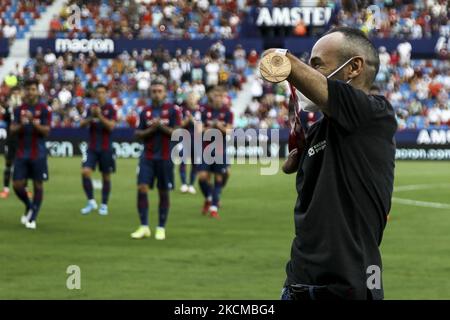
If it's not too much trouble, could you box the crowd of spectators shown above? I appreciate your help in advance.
[235,78,289,129]
[49,0,244,40]
[1,0,448,42]
[0,42,260,128]
[1,40,449,131]
[327,0,449,40]
[376,54,450,129]
[1,0,449,131]
[236,41,450,130]
[248,0,450,40]
[0,0,53,43]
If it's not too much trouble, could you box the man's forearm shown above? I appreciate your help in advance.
[10,123,22,135]
[159,124,176,136]
[215,122,231,135]
[181,118,192,129]
[136,126,157,140]
[286,53,329,113]
[98,114,115,131]
[33,124,51,137]
[80,118,92,128]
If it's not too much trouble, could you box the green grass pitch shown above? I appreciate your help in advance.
[0,158,449,299]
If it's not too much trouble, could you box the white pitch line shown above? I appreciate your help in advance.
[392,197,450,210]
[394,183,450,192]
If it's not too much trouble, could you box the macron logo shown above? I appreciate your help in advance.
[55,39,114,53]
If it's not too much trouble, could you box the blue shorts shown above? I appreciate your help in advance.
[197,149,229,174]
[13,157,49,181]
[137,158,174,190]
[197,162,228,175]
[179,142,202,166]
[82,150,116,174]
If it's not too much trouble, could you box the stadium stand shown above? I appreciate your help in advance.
[329,0,449,39]
[0,0,449,130]
[0,43,259,127]
[0,0,53,42]
[2,43,448,130]
[48,0,244,39]
[48,1,449,40]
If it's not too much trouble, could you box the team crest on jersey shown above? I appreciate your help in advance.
[146,111,152,117]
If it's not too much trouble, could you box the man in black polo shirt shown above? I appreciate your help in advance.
[264,27,397,300]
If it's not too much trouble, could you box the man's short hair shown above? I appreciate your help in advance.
[207,85,226,94]
[95,83,108,91]
[151,76,167,87]
[24,79,39,88]
[323,27,380,87]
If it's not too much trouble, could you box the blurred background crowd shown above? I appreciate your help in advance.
[1,42,448,130]
[42,0,449,40]
[0,0,449,130]
[48,0,243,40]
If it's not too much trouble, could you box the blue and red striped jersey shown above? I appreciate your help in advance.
[13,103,52,160]
[138,103,182,160]
[180,102,202,134]
[85,103,117,152]
[200,104,234,156]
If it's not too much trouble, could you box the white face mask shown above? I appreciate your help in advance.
[297,57,355,112]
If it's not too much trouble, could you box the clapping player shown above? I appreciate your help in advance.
[197,86,234,219]
[131,79,182,240]
[179,92,202,195]
[10,79,52,230]
[80,84,117,216]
